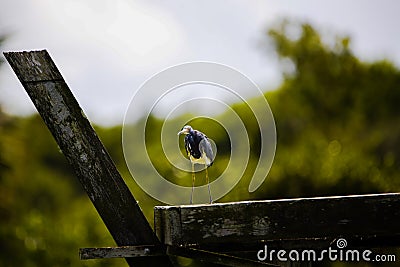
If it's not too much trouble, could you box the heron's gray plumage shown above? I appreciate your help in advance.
[178,125,214,166]
[199,138,214,167]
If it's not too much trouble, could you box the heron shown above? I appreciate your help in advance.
[178,125,214,204]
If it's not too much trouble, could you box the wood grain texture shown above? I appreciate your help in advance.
[4,50,172,267]
[155,193,400,249]
[167,246,278,267]
[80,245,166,259]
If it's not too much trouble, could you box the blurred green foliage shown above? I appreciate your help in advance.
[1,20,400,266]
[263,21,400,199]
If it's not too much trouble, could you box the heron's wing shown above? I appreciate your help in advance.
[199,137,214,166]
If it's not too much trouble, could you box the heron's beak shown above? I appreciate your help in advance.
[177,129,188,135]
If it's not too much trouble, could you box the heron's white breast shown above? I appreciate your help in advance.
[189,154,211,166]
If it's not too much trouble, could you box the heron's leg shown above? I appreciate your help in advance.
[190,162,195,204]
[206,166,212,204]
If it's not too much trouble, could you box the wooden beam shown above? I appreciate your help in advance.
[4,50,172,267]
[80,245,166,260]
[80,245,277,267]
[167,246,278,267]
[155,193,400,250]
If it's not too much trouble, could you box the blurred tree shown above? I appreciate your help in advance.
[258,20,400,199]
[0,115,126,267]
[0,35,10,221]
[0,35,7,177]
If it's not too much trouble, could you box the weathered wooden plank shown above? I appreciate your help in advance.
[80,245,276,266]
[166,246,278,267]
[4,50,172,267]
[155,193,400,249]
[80,245,165,259]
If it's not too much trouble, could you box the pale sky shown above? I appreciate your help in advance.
[1,0,399,125]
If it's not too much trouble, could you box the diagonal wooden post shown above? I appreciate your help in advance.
[4,50,172,267]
